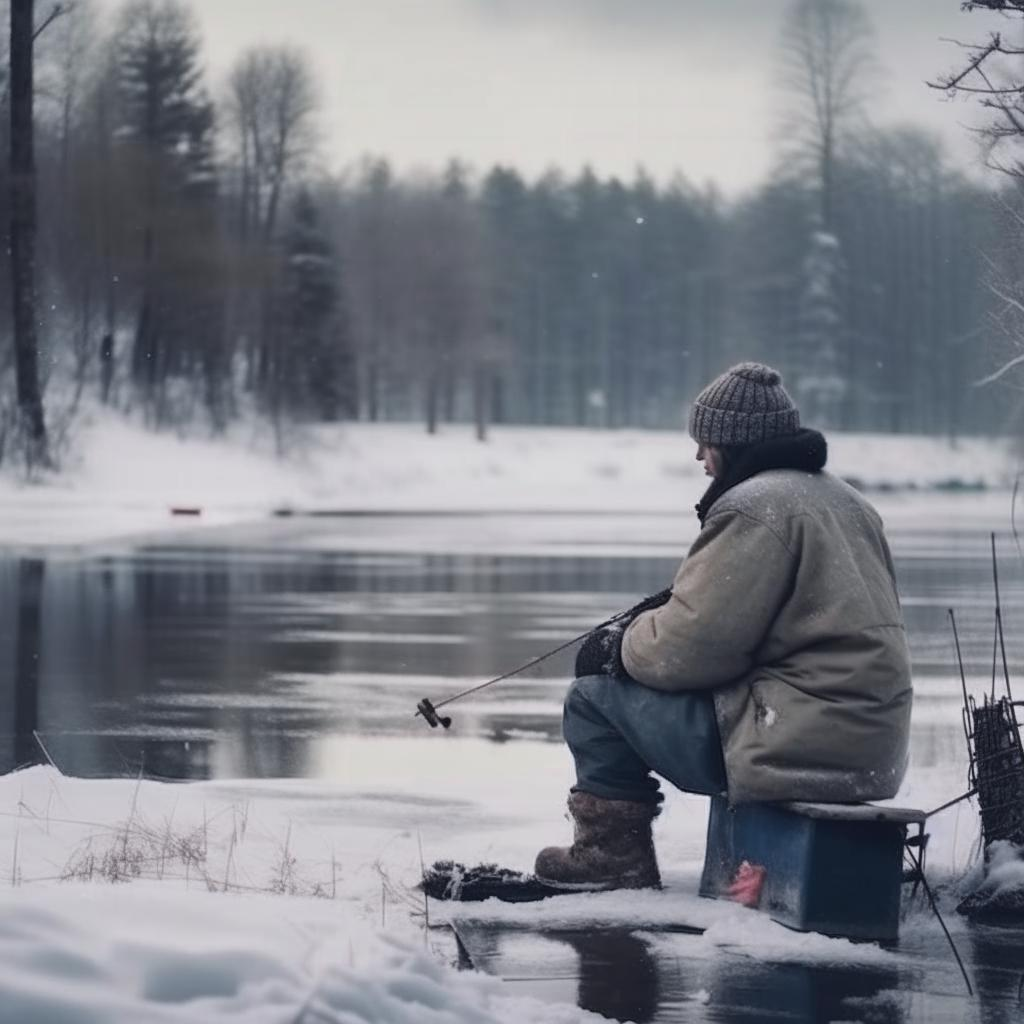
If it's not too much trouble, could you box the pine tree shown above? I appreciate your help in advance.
[275,190,355,421]
[114,0,220,415]
[116,0,214,195]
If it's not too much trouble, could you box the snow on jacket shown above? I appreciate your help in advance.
[621,469,913,804]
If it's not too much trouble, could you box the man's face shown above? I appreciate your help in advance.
[696,443,723,479]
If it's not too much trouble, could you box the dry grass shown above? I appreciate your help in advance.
[61,814,208,885]
[54,802,337,899]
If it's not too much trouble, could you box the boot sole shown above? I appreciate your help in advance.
[533,874,661,892]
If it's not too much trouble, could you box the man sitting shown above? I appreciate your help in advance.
[535,362,914,890]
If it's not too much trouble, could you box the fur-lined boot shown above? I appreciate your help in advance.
[534,791,661,890]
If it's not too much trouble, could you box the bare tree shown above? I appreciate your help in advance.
[342,158,402,421]
[1,0,13,396]
[34,0,91,173]
[931,1,1024,179]
[931,3,1024,397]
[8,0,49,468]
[777,0,878,232]
[0,2,10,101]
[34,0,101,404]
[222,45,317,409]
[114,0,220,420]
[971,196,1024,383]
[60,44,133,405]
[775,0,878,425]
[225,45,317,242]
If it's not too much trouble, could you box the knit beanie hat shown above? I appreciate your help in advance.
[688,362,800,445]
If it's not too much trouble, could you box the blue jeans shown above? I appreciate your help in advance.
[562,674,728,805]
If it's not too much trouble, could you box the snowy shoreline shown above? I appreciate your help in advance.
[0,409,1018,551]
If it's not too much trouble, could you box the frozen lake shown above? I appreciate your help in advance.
[2,501,1023,1022]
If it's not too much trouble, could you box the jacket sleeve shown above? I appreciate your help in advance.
[621,509,796,692]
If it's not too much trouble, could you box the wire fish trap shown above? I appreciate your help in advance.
[964,695,1024,850]
[950,535,1024,921]
[957,696,1024,921]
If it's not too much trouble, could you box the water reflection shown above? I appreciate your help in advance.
[699,958,903,1024]
[7,559,44,770]
[0,519,1017,779]
[563,930,661,1022]
[457,924,906,1023]
[0,543,671,776]
[456,916,1024,1022]
[966,924,1024,1024]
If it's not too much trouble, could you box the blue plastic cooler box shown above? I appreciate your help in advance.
[699,796,926,942]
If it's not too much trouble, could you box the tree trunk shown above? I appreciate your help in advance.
[99,334,114,404]
[239,127,252,240]
[473,362,488,442]
[442,358,456,422]
[821,126,834,234]
[132,290,159,398]
[263,152,286,242]
[9,0,48,468]
[425,371,438,435]
[367,354,380,422]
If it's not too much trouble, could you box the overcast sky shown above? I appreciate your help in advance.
[95,0,1007,195]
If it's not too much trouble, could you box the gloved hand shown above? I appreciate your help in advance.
[574,588,672,679]
[574,623,628,678]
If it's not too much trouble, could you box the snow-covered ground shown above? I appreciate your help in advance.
[0,407,1017,549]
[0,733,985,1024]
[0,748,607,1023]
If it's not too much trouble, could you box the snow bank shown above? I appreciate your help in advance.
[0,406,1015,548]
[0,887,597,1023]
[0,766,602,1024]
[957,839,1024,919]
[983,840,1024,894]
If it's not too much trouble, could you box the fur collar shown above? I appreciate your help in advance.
[695,428,828,524]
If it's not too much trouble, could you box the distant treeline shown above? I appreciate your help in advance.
[0,0,1014,447]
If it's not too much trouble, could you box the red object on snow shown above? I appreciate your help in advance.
[727,860,767,908]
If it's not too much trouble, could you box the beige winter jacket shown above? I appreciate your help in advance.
[621,469,913,804]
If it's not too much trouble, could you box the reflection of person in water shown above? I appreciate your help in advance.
[553,927,903,1024]
[535,362,913,890]
[566,930,659,1023]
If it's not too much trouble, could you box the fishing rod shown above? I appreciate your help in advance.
[414,589,670,729]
